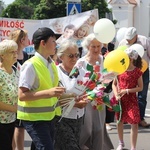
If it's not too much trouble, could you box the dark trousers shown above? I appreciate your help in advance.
[0,122,15,150]
[138,69,149,120]
[105,106,115,123]
[54,117,83,150]
[23,120,55,150]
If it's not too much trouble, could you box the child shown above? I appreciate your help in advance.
[86,14,97,26]
[57,24,76,44]
[52,20,63,34]
[62,24,76,39]
[73,23,90,40]
[112,48,143,150]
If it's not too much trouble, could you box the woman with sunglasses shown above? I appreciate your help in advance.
[8,29,29,150]
[77,33,114,150]
[54,40,88,150]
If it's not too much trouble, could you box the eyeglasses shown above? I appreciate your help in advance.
[63,53,80,59]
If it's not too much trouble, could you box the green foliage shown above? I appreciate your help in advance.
[1,3,33,19]
[112,19,117,24]
[33,0,66,19]
[1,0,40,18]
[82,0,110,18]
[1,0,111,20]
[0,0,5,14]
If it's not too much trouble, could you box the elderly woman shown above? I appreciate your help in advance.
[54,40,88,150]
[77,33,114,150]
[0,39,18,150]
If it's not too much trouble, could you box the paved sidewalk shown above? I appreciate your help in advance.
[24,89,150,150]
[24,119,150,150]
[108,115,150,150]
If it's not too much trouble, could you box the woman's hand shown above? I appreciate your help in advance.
[74,100,88,109]
[118,89,127,97]
[74,94,89,108]
[115,89,127,101]
[115,94,121,101]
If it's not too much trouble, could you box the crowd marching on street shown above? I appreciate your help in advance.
[0,9,150,150]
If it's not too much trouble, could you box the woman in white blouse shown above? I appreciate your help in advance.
[55,40,88,150]
[78,33,114,150]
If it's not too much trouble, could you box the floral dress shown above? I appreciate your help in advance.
[116,67,143,124]
[0,69,18,123]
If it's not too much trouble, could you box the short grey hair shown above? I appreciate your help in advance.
[0,39,18,55]
[57,39,78,58]
[81,33,103,50]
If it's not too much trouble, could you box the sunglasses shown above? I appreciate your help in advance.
[63,53,80,59]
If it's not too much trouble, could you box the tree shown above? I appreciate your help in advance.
[33,0,110,19]
[1,0,111,20]
[0,0,5,15]
[1,3,34,19]
[82,0,110,18]
[32,0,66,19]
[1,0,40,18]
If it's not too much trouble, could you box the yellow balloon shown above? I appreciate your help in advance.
[104,50,129,74]
[141,59,148,72]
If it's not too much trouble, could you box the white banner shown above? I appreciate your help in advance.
[0,9,98,55]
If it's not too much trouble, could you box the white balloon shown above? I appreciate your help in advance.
[93,18,116,44]
[129,44,144,57]
[116,27,127,43]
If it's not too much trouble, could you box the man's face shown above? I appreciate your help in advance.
[127,35,137,45]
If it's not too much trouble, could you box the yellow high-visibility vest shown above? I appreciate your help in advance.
[17,56,61,121]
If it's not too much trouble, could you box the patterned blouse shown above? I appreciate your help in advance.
[0,69,18,123]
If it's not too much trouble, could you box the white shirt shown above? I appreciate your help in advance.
[19,52,54,90]
[119,35,150,64]
[57,65,84,119]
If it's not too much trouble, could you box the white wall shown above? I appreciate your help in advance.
[134,0,150,37]
[107,0,150,38]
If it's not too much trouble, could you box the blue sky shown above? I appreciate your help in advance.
[4,0,15,5]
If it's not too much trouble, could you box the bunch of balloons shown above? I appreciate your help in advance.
[103,43,148,74]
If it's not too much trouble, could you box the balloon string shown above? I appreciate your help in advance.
[58,98,76,122]
[115,76,122,124]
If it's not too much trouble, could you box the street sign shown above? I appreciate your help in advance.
[67,3,81,16]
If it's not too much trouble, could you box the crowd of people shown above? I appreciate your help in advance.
[0,25,150,150]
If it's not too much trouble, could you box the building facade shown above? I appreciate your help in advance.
[107,0,150,38]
